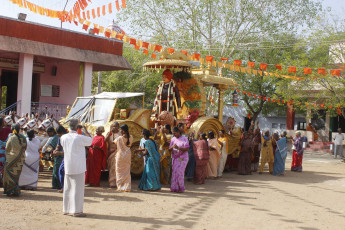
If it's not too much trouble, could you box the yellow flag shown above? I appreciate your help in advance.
[123,35,130,43]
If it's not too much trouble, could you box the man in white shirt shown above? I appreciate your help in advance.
[60,119,92,217]
[333,128,344,159]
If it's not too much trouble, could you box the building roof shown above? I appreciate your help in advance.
[0,16,132,71]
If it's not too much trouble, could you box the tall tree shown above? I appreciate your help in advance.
[92,45,162,109]
[116,0,322,122]
[277,13,345,118]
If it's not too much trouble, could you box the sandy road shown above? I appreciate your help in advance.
[2,151,345,230]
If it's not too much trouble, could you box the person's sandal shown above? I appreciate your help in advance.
[73,213,87,217]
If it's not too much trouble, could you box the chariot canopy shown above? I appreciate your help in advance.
[65,92,145,126]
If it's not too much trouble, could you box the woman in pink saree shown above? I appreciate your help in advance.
[169,127,189,193]
[115,124,133,192]
[207,131,220,179]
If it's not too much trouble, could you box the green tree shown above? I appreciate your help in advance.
[276,13,345,118]
[115,0,322,123]
[92,45,162,109]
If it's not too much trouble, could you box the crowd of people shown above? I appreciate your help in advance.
[0,117,309,217]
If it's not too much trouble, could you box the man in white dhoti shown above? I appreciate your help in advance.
[60,119,92,217]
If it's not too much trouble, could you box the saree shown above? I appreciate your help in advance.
[59,159,64,190]
[0,127,11,187]
[85,135,107,186]
[115,135,133,192]
[139,139,161,191]
[47,135,62,189]
[170,136,189,192]
[3,134,27,195]
[273,137,288,176]
[217,137,228,177]
[107,131,121,187]
[207,138,220,178]
[291,137,303,172]
[18,137,41,189]
[185,139,196,180]
[251,130,261,172]
[259,136,274,173]
[158,133,172,185]
[226,127,242,171]
[238,133,253,175]
[193,139,209,184]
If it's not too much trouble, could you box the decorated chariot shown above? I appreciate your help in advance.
[62,49,241,175]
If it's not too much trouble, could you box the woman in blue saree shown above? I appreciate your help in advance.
[138,129,161,191]
[273,135,288,176]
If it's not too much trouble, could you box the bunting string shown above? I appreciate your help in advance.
[232,88,341,112]
[6,0,342,79]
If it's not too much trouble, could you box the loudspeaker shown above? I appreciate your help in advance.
[51,66,57,76]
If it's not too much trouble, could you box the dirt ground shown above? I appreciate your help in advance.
[2,151,345,230]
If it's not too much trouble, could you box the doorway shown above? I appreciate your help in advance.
[1,70,18,109]
[0,70,40,110]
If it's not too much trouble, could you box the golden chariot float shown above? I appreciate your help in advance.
[62,49,238,175]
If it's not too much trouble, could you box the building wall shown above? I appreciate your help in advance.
[223,104,306,134]
[38,59,80,105]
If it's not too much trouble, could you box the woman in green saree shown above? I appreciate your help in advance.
[3,124,27,196]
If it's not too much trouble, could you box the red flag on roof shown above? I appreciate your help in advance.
[234,60,242,66]
[288,66,296,73]
[193,53,200,60]
[247,62,255,68]
[303,68,311,75]
[115,0,120,11]
[259,63,267,70]
[154,45,162,52]
[122,0,126,8]
[206,56,213,63]
[181,50,188,56]
[142,42,149,49]
[317,68,326,75]
[331,69,341,76]
[167,48,175,54]
[130,38,136,45]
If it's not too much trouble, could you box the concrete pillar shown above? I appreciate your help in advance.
[287,103,295,130]
[17,53,33,115]
[82,63,93,97]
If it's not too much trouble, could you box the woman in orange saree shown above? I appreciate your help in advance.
[206,131,220,179]
[115,124,133,192]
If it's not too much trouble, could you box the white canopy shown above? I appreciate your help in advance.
[80,92,145,99]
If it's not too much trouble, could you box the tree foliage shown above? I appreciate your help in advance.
[277,14,345,118]
[92,45,162,109]
[114,0,322,122]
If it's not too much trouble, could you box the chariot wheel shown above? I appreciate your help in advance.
[189,117,224,138]
[130,141,144,175]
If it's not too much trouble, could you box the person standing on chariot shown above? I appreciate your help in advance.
[152,69,182,119]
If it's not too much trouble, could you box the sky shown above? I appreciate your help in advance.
[0,0,344,37]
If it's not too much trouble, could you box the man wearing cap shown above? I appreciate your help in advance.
[152,69,182,118]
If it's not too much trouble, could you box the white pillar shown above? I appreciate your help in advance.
[82,63,93,96]
[17,53,33,115]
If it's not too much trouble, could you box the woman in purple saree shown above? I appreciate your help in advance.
[169,127,189,192]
